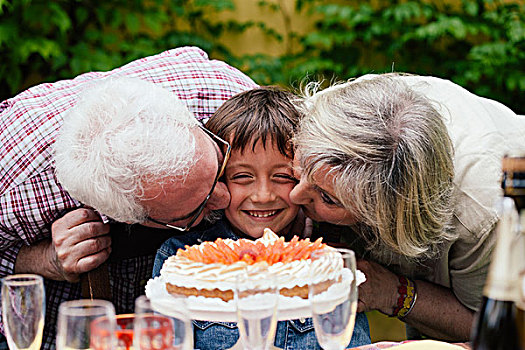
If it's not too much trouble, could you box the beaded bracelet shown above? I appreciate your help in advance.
[390,275,418,319]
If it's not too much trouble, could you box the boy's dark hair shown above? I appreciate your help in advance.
[205,86,300,157]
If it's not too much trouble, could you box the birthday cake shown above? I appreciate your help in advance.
[159,228,343,301]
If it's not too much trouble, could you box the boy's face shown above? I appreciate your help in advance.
[224,140,299,239]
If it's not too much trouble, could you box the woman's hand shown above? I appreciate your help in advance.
[356,259,399,315]
[356,258,474,341]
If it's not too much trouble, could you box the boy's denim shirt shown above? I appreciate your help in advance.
[152,217,371,350]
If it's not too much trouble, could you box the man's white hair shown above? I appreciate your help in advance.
[54,77,199,223]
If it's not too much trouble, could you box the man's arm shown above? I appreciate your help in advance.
[14,208,112,282]
[357,259,474,341]
[14,239,60,279]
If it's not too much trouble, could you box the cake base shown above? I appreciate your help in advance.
[166,278,338,302]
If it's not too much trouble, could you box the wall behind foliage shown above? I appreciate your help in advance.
[0,0,523,113]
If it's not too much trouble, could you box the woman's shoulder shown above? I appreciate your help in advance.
[451,182,499,243]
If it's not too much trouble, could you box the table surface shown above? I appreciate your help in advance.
[224,339,472,349]
[348,340,471,349]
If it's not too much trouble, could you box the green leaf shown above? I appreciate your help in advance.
[519,76,525,91]
[75,7,89,24]
[303,32,334,49]
[48,2,71,34]
[411,16,468,41]
[6,66,22,94]
[506,75,517,90]
[109,9,123,28]
[0,20,17,45]
[390,2,422,22]
[0,0,14,15]
[448,17,467,39]
[143,12,167,35]
[195,0,235,11]
[468,42,508,63]
[507,18,525,42]
[17,38,61,61]
[101,33,119,47]
[463,1,479,17]
[125,12,141,34]
[85,28,101,42]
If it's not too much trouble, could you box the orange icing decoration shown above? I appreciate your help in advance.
[177,236,325,266]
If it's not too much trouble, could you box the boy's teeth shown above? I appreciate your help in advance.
[247,210,277,218]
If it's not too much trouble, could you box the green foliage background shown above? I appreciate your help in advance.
[1,0,524,113]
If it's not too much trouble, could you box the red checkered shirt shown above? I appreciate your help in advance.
[0,46,257,349]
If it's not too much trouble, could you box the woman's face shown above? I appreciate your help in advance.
[289,162,357,226]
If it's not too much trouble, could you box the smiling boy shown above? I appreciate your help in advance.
[152,87,371,350]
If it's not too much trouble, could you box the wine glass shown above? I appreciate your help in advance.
[133,295,192,350]
[309,248,357,350]
[234,265,278,350]
[92,314,135,350]
[56,299,116,350]
[1,274,45,350]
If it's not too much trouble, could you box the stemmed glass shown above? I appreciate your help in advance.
[234,265,279,350]
[56,299,116,350]
[309,248,357,350]
[1,274,45,350]
[134,295,192,350]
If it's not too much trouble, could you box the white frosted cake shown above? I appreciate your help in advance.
[159,229,342,301]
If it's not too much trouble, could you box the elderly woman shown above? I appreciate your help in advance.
[290,74,525,341]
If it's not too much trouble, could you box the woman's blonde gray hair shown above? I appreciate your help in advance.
[294,75,455,258]
[54,77,199,223]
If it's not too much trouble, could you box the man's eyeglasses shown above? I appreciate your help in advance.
[146,125,231,231]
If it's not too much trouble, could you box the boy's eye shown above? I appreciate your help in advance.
[231,173,252,180]
[274,174,298,183]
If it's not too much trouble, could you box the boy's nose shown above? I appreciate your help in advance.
[252,182,276,203]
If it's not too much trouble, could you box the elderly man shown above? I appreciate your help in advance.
[0,46,257,349]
